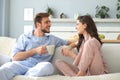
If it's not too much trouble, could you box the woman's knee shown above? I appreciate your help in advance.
[55,59,65,67]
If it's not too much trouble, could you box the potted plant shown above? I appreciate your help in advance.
[95,5,110,18]
[46,6,54,18]
[116,0,120,18]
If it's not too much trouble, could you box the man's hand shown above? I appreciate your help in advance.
[12,45,47,61]
[35,45,47,54]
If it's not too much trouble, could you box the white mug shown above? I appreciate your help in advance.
[62,45,72,50]
[46,45,55,55]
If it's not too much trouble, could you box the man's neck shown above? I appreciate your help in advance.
[33,29,45,37]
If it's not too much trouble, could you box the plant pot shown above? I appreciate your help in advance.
[116,14,120,19]
[49,15,53,18]
[100,14,105,18]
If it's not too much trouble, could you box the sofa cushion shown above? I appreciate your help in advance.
[0,37,16,57]
[0,54,11,66]
[102,43,120,73]
[12,73,120,80]
[52,43,120,74]
[51,46,78,74]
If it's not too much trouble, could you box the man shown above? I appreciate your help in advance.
[0,13,71,80]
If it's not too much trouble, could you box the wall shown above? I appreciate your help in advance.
[0,0,10,36]
[9,0,118,38]
[0,0,3,35]
[3,0,10,36]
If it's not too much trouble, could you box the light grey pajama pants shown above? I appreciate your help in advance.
[0,61,28,80]
[0,61,54,80]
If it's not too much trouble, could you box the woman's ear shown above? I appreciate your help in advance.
[83,23,87,29]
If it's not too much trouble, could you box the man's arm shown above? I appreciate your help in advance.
[12,46,47,61]
[67,40,77,49]
[12,48,36,61]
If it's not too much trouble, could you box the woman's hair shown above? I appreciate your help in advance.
[76,15,102,51]
[34,13,49,28]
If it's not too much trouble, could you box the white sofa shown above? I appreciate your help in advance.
[0,37,120,80]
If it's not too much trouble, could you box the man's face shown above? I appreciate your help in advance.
[40,17,51,33]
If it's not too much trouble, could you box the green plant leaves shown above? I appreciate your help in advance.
[46,7,54,16]
[95,5,110,18]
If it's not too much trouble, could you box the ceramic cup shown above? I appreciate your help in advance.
[46,45,55,55]
[62,45,72,50]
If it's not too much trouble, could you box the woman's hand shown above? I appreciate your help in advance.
[61,48,70,56]
[61,46,77,59]
[76,70,85,76]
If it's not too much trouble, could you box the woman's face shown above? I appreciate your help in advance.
[76,20,86,34]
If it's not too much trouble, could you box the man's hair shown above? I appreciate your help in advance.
[34,13,49,28]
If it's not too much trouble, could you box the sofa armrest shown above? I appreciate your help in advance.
[0,37,16,56]
[0,54,11,66]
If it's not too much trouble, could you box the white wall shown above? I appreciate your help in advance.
[0,0,3,35]
[9,0,119,38]
[50,26,120,40]
[0,0,10,36]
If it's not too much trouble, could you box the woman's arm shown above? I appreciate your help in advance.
[61,48,77,59]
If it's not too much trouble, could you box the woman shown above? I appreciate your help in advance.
[55,15,108,76]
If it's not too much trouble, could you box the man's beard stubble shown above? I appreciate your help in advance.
[41,29,50,33]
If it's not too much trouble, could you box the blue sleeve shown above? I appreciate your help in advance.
[51,35,68,47]
[11,34,26,57]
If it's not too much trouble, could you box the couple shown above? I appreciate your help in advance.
[0,12,108,80]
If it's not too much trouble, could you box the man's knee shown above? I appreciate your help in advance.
[43,62,54,74]
[25,62,54,77]
[40,62,54,74]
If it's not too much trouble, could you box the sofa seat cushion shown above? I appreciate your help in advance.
[102,44,120,73]
[12,73,120,80]
[99,73,120,80]
[12,75,101,80]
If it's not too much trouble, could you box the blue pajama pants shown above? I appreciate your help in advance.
[0,61,54,80]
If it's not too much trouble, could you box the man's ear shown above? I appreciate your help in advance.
[36,22,41,28]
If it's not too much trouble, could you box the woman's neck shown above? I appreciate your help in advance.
[83,32,91,41]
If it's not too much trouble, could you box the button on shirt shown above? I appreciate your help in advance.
[12,30,68,67]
